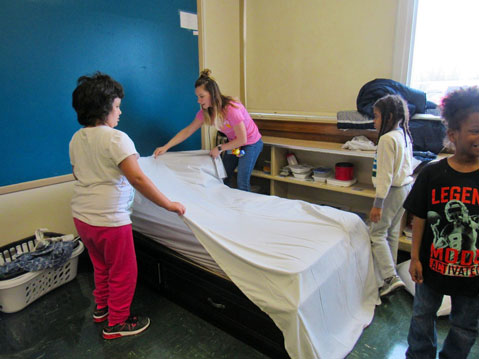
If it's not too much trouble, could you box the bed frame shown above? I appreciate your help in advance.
[133,230,289,359]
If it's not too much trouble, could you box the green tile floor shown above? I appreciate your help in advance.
[1,267,478,359]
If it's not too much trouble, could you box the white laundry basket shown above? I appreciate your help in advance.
[0,232,84,313]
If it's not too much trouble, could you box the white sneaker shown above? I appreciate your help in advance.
[380,275,405,297]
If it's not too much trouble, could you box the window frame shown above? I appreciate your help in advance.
[392,0,418,85]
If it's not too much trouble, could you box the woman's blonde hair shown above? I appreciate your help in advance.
[195,69,237,129]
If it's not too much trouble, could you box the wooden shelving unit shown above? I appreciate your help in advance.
[253,136,376,197]
[398,235,412,252]
[261,136,376,158]
[252,136,413,252]
[252,169,375,197]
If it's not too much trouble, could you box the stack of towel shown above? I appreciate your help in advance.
[337,111,374,130]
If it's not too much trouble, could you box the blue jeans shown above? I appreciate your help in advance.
[222,139,263,191]
[406,282,479,359]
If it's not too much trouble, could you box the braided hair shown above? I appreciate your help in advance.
[373,94,412,146]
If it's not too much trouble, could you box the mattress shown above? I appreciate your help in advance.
[131,151,379,359]
[131,196,226,278]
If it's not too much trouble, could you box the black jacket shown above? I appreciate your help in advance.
[356,78,427,118]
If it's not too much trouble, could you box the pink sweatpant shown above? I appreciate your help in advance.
[74,218,137,325]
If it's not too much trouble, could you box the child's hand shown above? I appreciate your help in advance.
[168,201,186,215]
[209,146,221,159]
[409,258,423,283]
[369,207,382,223]
[153,146,169,158]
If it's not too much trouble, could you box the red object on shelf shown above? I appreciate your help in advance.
[335,162,354,180]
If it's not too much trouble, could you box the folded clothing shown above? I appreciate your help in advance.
[342,135,377,151]
[337,111,374,130]
[413,150,437,162]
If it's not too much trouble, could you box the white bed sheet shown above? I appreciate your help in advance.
[131,196,226,277]
[131,151,379,359]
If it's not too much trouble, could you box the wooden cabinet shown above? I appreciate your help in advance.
[252,136,412,252]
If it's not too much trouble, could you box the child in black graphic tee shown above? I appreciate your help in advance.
[404,87,479,359]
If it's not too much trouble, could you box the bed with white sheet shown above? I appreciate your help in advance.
[131,151,379,359]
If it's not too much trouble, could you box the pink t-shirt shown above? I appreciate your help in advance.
[196,102,262,145]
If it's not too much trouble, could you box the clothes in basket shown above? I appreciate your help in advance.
[0,231,84,313]
[0,240,75,280]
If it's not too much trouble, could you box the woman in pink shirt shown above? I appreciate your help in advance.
[154,69,263,192]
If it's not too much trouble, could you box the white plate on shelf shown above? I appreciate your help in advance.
[290,164,313,174]
[313,175,331,183]
[326,177,357,187]
[293,171,312,179]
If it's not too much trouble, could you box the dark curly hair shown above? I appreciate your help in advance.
[373,94,412,143]
[441,86,479,131]
[72,72,124,127]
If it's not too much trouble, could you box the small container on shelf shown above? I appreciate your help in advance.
[312,167,332,182]
[335,162,354,181]
[263,160,271,174]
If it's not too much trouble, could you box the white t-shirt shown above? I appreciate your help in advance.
[371,128,414,208]
[69,126,138,227]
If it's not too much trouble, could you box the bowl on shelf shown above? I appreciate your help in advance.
[290,164,313,174]
[313,167,332,177]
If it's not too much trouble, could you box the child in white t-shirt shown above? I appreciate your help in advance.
[369,94,414,297]
[70,72,185,339]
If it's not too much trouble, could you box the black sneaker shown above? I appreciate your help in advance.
[102,315,150,339]
[93,306,109,323]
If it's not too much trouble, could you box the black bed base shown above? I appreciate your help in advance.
[133,231,289,359]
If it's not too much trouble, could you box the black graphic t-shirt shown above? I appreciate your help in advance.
[404,158,479,297]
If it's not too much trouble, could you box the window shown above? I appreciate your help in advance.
[406,0,479,104]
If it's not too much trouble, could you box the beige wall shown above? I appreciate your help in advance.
[0,182,77,247]
[245,0,398,115]
[199,0,241,99]
[198,0,241,149]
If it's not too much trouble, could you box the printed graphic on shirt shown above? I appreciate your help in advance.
[217,119,230,131]
[428,199,479,277]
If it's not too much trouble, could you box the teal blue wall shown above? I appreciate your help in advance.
[1,0,199,186]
